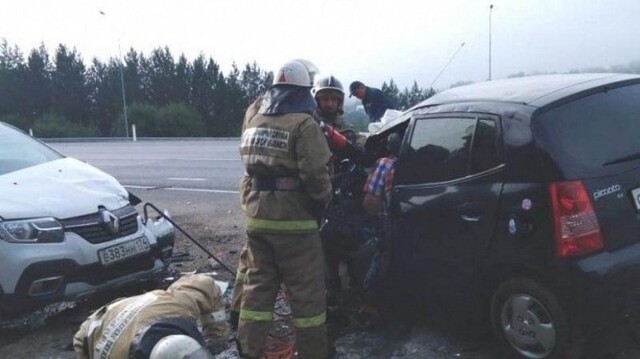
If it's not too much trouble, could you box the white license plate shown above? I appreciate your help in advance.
[98,237,150,265]
[632,187,640,211]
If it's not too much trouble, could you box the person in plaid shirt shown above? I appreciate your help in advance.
[363,133,401,216]
[357,132,402,324]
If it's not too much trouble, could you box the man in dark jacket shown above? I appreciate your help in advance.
[349,81,395,122]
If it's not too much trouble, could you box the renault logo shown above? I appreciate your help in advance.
[100,209,120,235]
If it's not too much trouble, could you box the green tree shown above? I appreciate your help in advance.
[191,55,221,136]
[25,44,52,120]
[51,44,89,126]
[175,54,191,104]
[157,102,205,136]
[128,102,205,137]
[87,58,123,136]
[145,47,176,106]
[381,78,400,108]
[32,113,98,138]
[0,114,30,131]
[127,102,158,136]
[0,39,28,119]
[240,61,272,102]
[213,63,246,136]
[124,49,144,104]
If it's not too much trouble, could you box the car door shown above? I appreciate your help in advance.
[390,114,504,301]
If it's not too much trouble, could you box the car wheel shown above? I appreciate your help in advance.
[490,278,571,359]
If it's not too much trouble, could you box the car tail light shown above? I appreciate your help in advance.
[549,181,604,258]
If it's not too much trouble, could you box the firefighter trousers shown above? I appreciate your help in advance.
[230,245,248,313]
[238,231,327,359]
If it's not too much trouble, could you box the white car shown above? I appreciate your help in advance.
[0,123,174,318]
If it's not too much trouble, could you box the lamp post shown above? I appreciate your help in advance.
[489,4,494,81]
[99,10,129,138]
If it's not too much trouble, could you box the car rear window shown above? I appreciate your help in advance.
[0,124,63,176]
[534,83,640,179]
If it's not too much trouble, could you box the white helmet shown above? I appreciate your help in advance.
[272,59,319,87]
[150,334,205,359]
[293,58,320,84]
[311,75,345,98]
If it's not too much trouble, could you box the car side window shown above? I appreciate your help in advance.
[396,117,476,184]
[470,118,501,173]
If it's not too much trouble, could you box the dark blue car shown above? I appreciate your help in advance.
[367,73,640,359]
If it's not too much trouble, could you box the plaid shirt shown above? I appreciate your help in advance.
[363,156,397,214]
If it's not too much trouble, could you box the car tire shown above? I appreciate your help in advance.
[490,278,573,359]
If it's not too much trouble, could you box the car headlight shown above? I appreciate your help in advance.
[0,218,64,243]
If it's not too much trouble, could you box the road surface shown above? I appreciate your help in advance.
[50,139,243,194]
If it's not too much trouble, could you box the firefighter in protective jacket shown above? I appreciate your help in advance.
[73,274,226,359]
[229,96,263,329]
[237,59,332,358]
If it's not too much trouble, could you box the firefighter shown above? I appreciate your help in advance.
[73,274,227,359]
[237,59,332,358]
[230,60,321,330]
[230,96,264,331]
[312,75,347,130]
[313,75,355,307]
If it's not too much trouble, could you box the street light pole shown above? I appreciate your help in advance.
[489,4,494,81]
[100,10,129,138]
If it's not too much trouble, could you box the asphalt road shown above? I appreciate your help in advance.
[50,139,243,194]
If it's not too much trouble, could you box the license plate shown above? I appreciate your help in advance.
[98,237,150,265]
[632,187,640,211]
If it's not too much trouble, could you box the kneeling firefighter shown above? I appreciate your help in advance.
[238,59,332,358]
[73,274,227,359]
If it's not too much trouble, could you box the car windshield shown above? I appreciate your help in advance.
[0,123,63,176]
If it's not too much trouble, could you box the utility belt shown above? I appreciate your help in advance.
[251,176,302,192]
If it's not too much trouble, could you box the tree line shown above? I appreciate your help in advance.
[0,39,272,137]
[0,38,475,137]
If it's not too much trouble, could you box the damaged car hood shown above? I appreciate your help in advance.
[0,157,129,220]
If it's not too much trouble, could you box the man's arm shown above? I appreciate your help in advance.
[362,159,389,215]
[363,192,383,216]
[73,317,92,358]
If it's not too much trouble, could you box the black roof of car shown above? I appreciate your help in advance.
[415,73,640,108]
[372,73,640,137]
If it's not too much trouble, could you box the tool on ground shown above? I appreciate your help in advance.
[143,202,236,276]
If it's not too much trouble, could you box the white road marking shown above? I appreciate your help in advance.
[124,185,238,194]
[76,156,240,161]
[166,177,207,181]
[168,187,238,194]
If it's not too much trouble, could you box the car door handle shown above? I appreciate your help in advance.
[460,214,481,222]
[458,202,483,223]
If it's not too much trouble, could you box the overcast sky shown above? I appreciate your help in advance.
[1,0,639,90]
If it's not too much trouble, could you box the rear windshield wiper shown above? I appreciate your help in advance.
[603,152,640,167]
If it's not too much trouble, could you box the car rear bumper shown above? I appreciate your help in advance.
[557,241,640,330]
